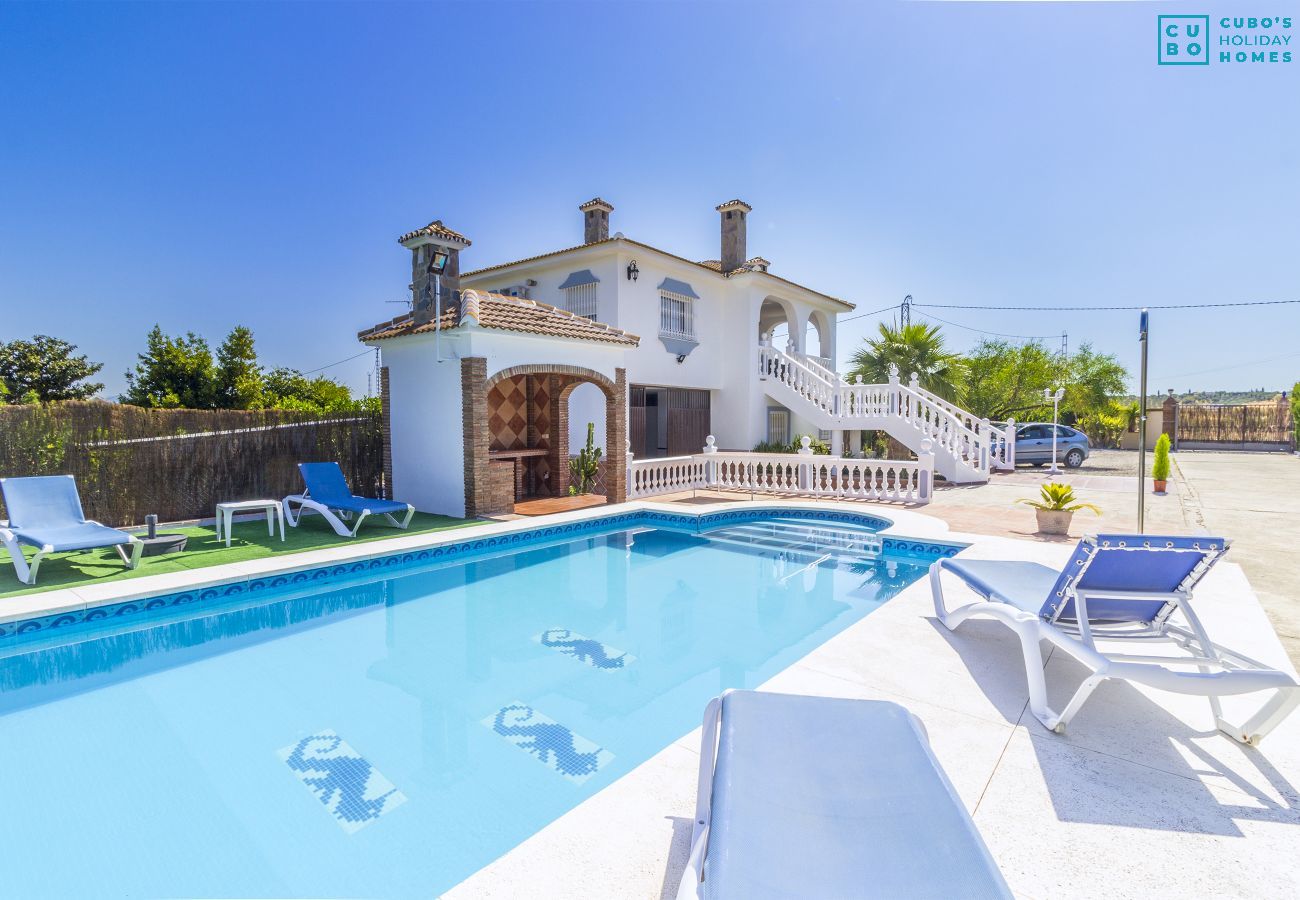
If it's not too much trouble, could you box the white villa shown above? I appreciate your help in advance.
[360,199,1009,518]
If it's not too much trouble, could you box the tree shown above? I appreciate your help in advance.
[962,338,1129,443]
[0,335,104,402]
[847,321,965,402]
[216,325,264,409]
[963,339,1062,421]
[264,367,375,414]
[121,325,218,408]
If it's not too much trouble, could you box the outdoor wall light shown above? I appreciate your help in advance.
[626,259,639,281]
[676,354,686,364]
[426,250,450,275]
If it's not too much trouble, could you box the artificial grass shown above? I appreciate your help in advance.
[0,512,479,599]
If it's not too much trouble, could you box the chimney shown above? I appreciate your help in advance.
[579,197,613,243]
[397,220,471,327]
[716,199,752,273]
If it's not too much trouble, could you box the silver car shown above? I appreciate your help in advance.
[1014,423,1090,468]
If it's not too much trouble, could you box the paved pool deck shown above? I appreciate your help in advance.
[445,502,1300,900]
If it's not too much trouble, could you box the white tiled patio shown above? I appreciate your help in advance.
[446,515,1300,900]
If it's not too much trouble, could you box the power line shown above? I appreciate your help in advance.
[1155,350,1300,381]
[914,310,1057,341]
[838,302,902,324]
[914,299,1300,311]
[300,350,371,376]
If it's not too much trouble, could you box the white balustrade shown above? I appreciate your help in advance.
[627,455,707,499]
[626,437,934,504]
[757,343,992,481]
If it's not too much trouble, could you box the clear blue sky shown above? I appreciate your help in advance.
[2,1,1297,399]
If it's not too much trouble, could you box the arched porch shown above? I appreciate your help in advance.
[463,359,628,516]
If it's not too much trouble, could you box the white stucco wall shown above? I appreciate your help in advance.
[372,326,628,519]
[379,334,469,518]
[456,238,851,456]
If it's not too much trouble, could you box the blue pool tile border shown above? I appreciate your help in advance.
[0,508,963,642]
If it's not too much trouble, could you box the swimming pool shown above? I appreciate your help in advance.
[0,509,959,897]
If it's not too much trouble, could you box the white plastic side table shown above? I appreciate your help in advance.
[215,499,285,547]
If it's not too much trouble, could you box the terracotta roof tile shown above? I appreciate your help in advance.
[715,199,752,213]
[397,220,471,246]
[578,197,614,212]
[358,290,640,347]
[461,237,852,310]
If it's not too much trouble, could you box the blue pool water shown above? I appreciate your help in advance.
[0,513,939,898]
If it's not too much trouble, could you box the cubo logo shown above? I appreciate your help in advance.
[1159,15,1210,64]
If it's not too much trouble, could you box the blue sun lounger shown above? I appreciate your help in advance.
[931,534,1300,745]
[0,475,142,585]
[282,462,414,538]
[677,691,1011,900]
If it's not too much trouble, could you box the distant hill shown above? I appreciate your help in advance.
[1133,390,1289,406]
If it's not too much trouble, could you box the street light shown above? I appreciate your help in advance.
[1044,386,1065,475]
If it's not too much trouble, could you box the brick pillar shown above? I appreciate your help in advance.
[380,366,393,498]
[1162,391,1179,446]
[551,375,570,497]
[605,368,628,503]
[461,357,490,517]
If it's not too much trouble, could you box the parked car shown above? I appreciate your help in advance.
[1014,423,1090,468]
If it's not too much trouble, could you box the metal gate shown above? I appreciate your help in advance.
[1176,402,1294,451]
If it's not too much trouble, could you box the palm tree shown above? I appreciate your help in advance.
[847,321,965,402]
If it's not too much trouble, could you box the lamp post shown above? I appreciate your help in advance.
[1137,309,1149,534]
[1044,386,1065,475]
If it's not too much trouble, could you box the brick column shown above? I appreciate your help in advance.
[380,366,393,498]
[461,357,490,517]
[605,367,629,503]
[1162,391,1179,447]
[549,375,569,497]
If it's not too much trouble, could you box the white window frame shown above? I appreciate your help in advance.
[562,282,599,320]
[659,290,695,338]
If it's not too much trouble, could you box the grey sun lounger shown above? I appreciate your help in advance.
[678,690,1011,900]
[0,475,142,585]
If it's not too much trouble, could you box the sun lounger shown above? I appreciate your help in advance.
[678,690,1011,899]
[282,462,414,538]
[931,534,1300,745]
[0,475,142,585]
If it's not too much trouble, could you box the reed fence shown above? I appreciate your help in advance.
[0,401,383,527]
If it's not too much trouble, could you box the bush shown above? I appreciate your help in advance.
[1292,382,1299,448]
[751,434,831,455]
[1152,433,1171,481]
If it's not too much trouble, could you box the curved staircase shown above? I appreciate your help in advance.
[757,344,1013,484]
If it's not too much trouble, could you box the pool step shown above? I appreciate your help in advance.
[701,522,882,564]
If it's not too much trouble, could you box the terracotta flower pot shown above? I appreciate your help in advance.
[1153,479,1168,494]
[1035,509,1073,536]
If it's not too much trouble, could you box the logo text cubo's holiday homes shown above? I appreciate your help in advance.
[1159,15,1293,66]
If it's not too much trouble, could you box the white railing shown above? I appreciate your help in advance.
[627,436,934,504]
[758,343,999,479]
[627,455,708,498]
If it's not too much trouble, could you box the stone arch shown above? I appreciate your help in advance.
[758,296,802,352]
[805,309,833,361]
[485,363,618,399]
[467,360,627,515]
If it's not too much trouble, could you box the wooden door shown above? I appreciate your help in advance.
[667,389,711,456]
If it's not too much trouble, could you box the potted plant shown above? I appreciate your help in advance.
[1018,482,1101,536]
[1151,433,1171,493]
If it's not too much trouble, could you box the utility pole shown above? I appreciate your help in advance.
[1137,310,1149,534]
[900,294,912,327]
[1061,331,1069,358]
